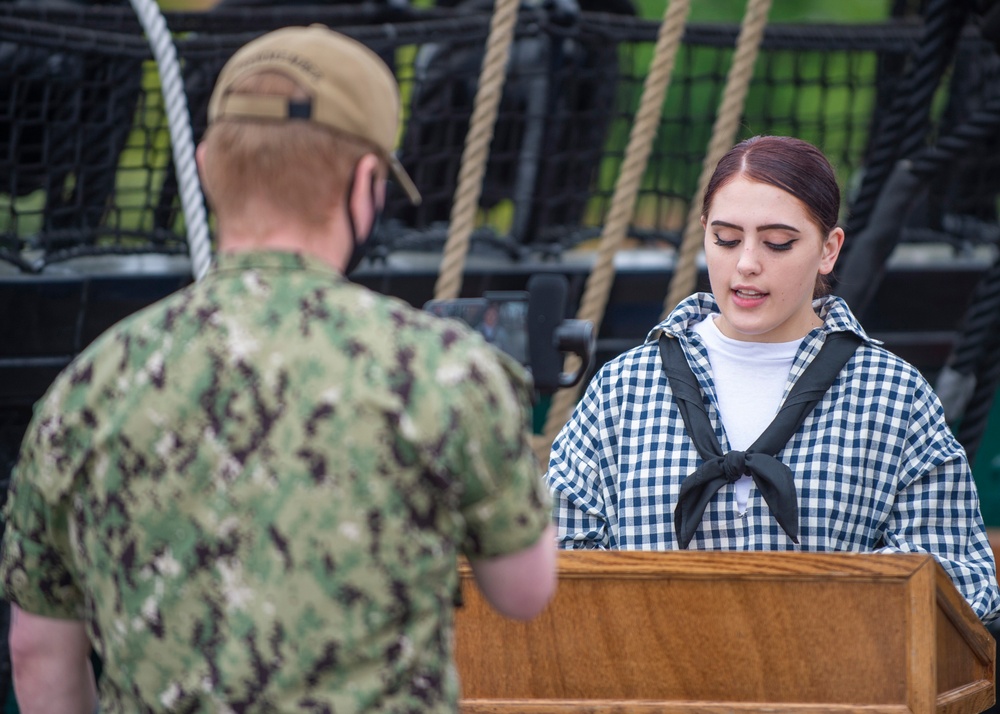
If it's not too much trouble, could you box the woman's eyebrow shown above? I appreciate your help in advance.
[757,223,800,233]
[709,220,801,233]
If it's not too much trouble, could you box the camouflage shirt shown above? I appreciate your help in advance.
[0,250,551,713]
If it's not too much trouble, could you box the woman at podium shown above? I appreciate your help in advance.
[544,135,1000,622]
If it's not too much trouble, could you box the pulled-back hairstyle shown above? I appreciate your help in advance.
[701,135,841,295]
[701,135,840,235]
[200,71,381,231]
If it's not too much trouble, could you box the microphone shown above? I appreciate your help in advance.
[527,274,595,394]
[527,274,568,393]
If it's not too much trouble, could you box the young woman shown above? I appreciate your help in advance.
[545,135,1000,621]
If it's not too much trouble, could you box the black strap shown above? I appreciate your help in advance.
[659,330,862,548]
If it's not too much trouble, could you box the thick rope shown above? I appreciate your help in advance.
[839,93,1000,317]
[537,0,691,463]
[956,335,1000,467]
[843,0,968,237]
[909,93,1000,182]
[662,0,772,316]
[129,0,212,282]
[433,0,521,300]
[939,252,1000,427]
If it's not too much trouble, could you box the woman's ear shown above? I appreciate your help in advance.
[819,226,845,275]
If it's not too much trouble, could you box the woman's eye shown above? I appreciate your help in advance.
[766,240,796,252]
[713,235,739,248]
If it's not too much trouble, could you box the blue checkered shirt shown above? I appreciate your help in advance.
[546,293,1000,621]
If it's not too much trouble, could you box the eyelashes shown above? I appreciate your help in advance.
[712,235,797,252]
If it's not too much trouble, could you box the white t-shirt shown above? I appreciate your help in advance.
[691,316,799,512]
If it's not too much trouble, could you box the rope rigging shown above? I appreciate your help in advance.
[2,0,999,470]
[538,0,693,461]
[841,0,970,238]
[127,0,212,281]
[662,0,772,318]
[433,0,521,301]
[831,39,1000,464]
[942,248,1000,465]
[955,323,1000,468]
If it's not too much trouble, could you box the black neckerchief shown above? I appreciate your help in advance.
[658,329,862,548]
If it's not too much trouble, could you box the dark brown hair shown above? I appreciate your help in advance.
[701,135,840,235]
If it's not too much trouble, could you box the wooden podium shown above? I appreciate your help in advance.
[455,551,995,713]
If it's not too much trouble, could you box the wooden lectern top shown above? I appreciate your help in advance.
[455,551,995,714]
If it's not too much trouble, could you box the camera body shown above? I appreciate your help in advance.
[425,292,531,365]
[424,275,595,396]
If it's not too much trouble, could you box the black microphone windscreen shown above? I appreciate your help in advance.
[527,274,569,391]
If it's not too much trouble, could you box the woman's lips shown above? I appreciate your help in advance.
[732,288,767,307]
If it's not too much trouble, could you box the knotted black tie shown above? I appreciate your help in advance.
[659,330,861,549]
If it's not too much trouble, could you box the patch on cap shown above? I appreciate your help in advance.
[208,25,421,205]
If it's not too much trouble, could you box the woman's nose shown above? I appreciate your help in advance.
[736,243,762,275]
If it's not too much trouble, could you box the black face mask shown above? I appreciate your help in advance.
[344,175,381,277]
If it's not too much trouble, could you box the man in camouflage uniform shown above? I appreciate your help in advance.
[0,26,556,712]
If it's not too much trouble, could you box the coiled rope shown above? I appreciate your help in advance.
[942,246,1000,463]
[838,90,1000,315]
[842,0,968,238]
[433,0,521,300]
[537,0,692,463]
[662,0,772,317]
[128,0,212,282]
[955,322,1000,467]
[915,94,1000,461]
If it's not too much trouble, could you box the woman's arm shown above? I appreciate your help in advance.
[545,370,620,549]
[876,382,1000,621]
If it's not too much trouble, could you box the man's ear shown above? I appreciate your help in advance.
[196,142,208,176]
[348,154,384,238]
[195,142,215,209]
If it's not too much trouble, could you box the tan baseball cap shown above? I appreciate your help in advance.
[207,24,421,205]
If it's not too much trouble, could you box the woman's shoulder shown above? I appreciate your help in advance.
[598,339,664,379]
[841,336,940,405]
[819,296,928,382]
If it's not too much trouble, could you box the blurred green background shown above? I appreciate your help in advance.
[158,0,897,21]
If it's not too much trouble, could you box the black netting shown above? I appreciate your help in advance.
[1,3,999,271]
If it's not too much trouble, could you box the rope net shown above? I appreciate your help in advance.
[3,3,1000,274]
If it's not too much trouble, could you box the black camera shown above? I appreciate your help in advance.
[424,274,595,396]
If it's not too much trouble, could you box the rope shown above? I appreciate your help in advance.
[955,320,1000,467]
[128,0,212,282]
[839,93,1000,315]
[662,0,772,317]
[909,93,1000,181]
[843,0,968,237]
[937,249,1000,428]
[536,0,691,463]
[834,85,1000,455]
[433,0,521,300]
